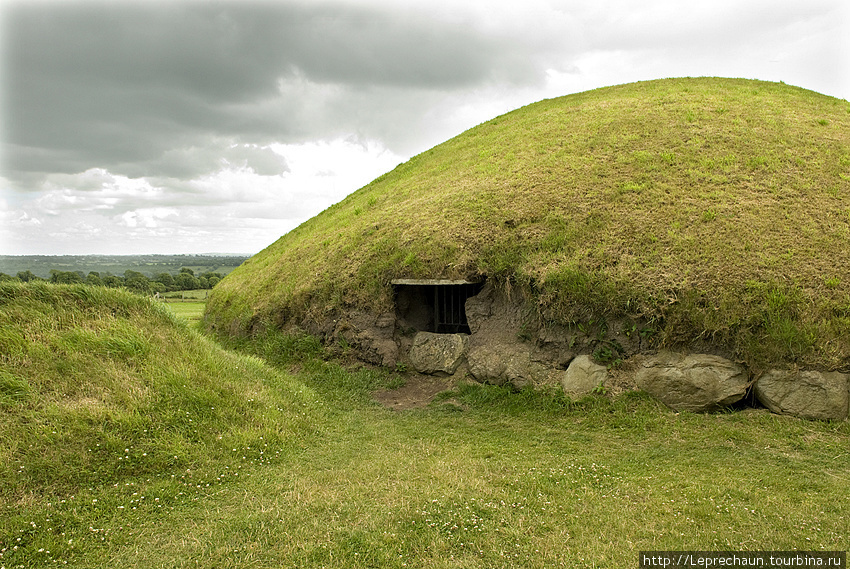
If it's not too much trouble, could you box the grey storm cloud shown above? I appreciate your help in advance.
[7,0,843,190]
[125,141,290,179]
[3,0,847,256]
[2,1,549,186]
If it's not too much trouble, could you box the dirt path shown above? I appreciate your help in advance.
[373,372,458,410]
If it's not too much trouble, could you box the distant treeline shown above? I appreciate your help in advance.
[0,254,249,280]
[0,267,225,294]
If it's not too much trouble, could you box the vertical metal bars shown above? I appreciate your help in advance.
[435,284,473,333]
[392,280,484,335]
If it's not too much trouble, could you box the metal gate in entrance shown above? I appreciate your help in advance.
[392,279,484,335]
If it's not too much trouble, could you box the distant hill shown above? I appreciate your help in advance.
[207,77,850,370]
[0,254,250,279]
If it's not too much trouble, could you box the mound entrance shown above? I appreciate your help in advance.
[392,279,484,335]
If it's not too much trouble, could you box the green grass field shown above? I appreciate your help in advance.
[158,289,209,322]
[2,284,848,568]
[161,300,206,322]
[0,255,248,280]
[22,389,845,569]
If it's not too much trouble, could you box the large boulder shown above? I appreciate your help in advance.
[754,369,849,421]
[467,344,555,389]
[408,332,469,375]
[464,282,495,335]
[561,355,608,398]
[467,345,510,385]
[635,352,749,412]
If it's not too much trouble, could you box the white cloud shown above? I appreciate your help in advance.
[5,135,403,254]
[120,208,178,229]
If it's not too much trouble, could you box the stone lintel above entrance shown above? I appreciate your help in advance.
[391,278,479,286]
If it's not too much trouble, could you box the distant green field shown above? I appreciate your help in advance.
[159,289,209,322]
[160,288,210,300]
[0,254,249,279]
[162,300,206,322]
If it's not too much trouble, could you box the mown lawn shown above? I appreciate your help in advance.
[4,351,847,569]
[161,300,206,322]
[113,391,849,569]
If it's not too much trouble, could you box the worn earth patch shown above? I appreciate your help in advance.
[373,372,459,410]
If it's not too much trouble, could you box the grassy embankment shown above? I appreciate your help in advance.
[207,77,850,371]
[2,282,848,568]
[0,282,321,567]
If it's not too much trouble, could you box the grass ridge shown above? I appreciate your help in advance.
[0,281,320,499]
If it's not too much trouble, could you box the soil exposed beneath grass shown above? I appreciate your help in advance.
[373,371,459,410]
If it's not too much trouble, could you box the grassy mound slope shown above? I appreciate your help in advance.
[0,281,319,501]
[207,77,850,369]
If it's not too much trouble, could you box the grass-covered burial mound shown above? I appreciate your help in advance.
[206,78,850,376]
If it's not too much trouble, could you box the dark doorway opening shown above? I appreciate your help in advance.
[392,279,484,334]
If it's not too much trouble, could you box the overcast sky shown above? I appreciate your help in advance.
[1,0,847,255]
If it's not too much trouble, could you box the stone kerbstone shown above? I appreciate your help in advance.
[467,345,508,385]
[467,344,553,389]
[409,332,468,375]
[635,352,748,412]
[561,355,607,397]
[754,369,849,421]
